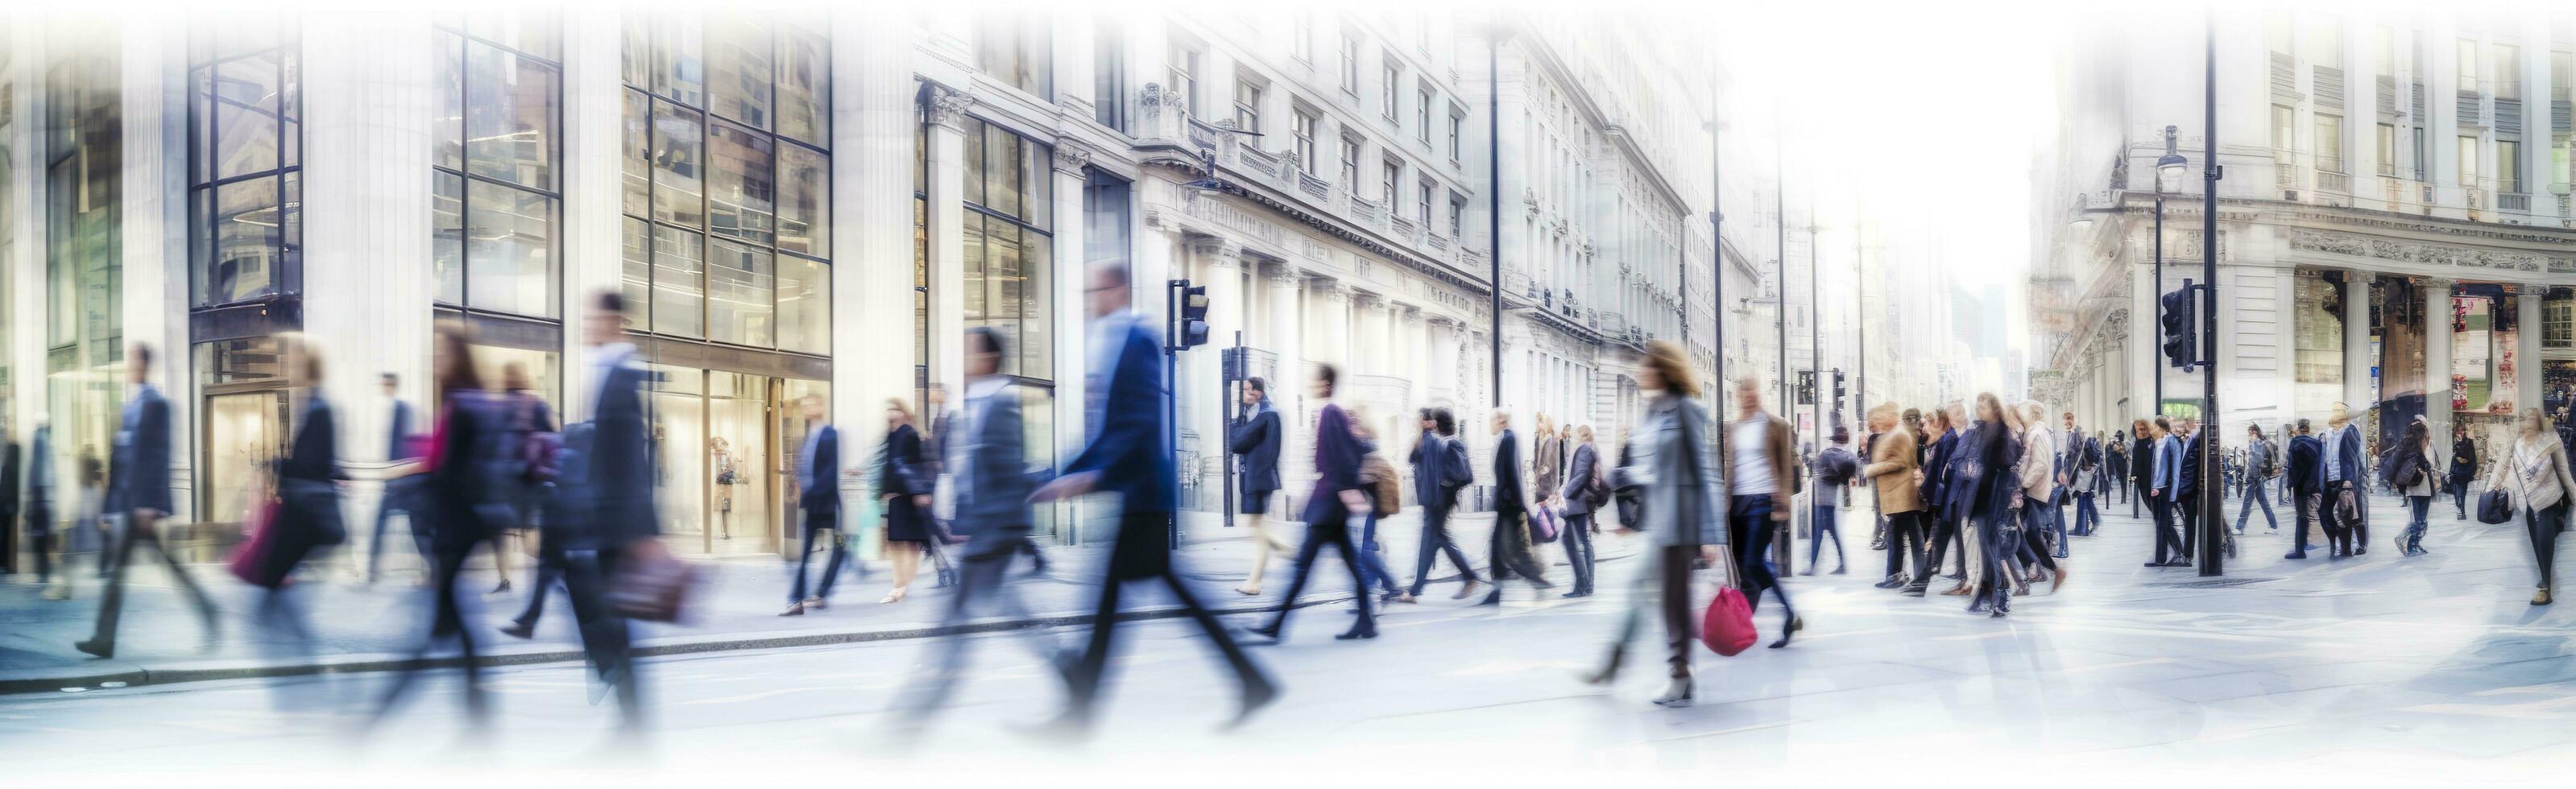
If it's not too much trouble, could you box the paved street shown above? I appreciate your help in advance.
[6,494,2570,780]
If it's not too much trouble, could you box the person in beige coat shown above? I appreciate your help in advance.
[1721,377,1801,646]
[1861,403,1924,591]
[2486,407,2576,605]
[2012,401,2066,594]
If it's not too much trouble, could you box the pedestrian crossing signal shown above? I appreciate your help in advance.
[2160,285,2196,370]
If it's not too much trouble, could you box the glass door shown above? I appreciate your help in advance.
[648,364,707,552]
[706,371,774,555]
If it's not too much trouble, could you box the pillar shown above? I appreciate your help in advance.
[121,14,188,518]
[1265,262,1307,494]
[561,6,622,419]
[2343,271,2375,412]
[2518,287,2545,414]
[924,85,972,406]
[833,6,923,533]
[2131,262,2160,415]
[1311,278,1349,371]
[1189,236,1245,498]
[6,24,43,453]
[1049,143,1092,484]
[2423,278,2454,443]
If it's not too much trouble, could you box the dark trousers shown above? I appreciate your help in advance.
[2288,489,2319,555]
[789,508,845,602]
[1560,511,1597,593]
[2527,502,2568,589]
[1487,508,1549,584]
[2179,492,2201,558]
[2018,500,2059,572]
[1728,494,1791,617]
[2132,481,2147,517]
[2236,481,2277,531]
[902,535,1054,718]
[2450,478,2470,518]
[85,513,218,649]
[1601,546,1697,680]
[1807,505,1845,569]
[1886,510,1928,588]
[1265,507,1374,636]
[2148,493,2186,564]
[1922,511,1960,580]
[514,535,568,626]
[375,539,491,723]
[2320,481,2360,553]
[1972,510,2011,613]
[1063,510,1267,721]
[2073,491,2098,536]
[1406,504,1476,595]
[365,480,426,582]
[26,502,52,583]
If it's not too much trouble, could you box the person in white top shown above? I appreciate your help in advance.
[2485,407,2576,605]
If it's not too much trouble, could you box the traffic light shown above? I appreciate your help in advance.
[2160,284,2197,370]
[1832,368,1846,407]
[1174,282,1211,349]
[1796,370,1816,406]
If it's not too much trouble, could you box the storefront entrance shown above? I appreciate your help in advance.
[645,364,826,556]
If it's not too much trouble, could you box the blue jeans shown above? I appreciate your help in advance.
[1729,494,1791,616]
[2236,482,2277,531]
[1807,505,1845,569]
[2404,496,2431,552]
[2073,491,2098,536]
[1352,511,1400,594]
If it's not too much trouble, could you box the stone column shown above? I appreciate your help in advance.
[925,85,973,404]
[1049,143,1093,482]
[832,8,923,537]
[560,6,622,419]
[1265,262,1308,497]
[1311,278,1349,371]
[2518,287,2545,415]
[6,25,43,449]
[120,14,189,518]
[303,10,438,538]
[1188,237,1245,501]
[2343,272,2376,412]
[2131,262,2161,415]
[2423,278,2455,442]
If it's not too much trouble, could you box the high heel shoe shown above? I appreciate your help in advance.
[1767,616,1803,649]
[1650,678,1695,707]
[880,587,908,604]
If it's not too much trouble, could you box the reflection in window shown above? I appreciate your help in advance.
[708,121,775,243]
[653,101,706,228]
[706,17,772,129]
[963,118,1056,382]
[435,15,561,319]
[621,217,652,331]
[977,13,1054,99]
[652,225,706,338]
[777,254,829,355]
[707,239,774,347]
[777,143,829,256]
[188,14,300,308]
[775,29,828,145]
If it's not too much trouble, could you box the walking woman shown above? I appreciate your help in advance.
[2448,424,2479,521]
[1558,424,1603,597]
[1582,341,1727,706]
[1914,406,1961,595]
[1251,364,1377,642]
[877,399,936,604]
[2487,407,2576,605]
[2011,400,2066,595]
[246,337,348,692]
[372,323,509,728]
[1963,394,2024,617]
[2392,419,2438,556]
[1347,407,1407,605]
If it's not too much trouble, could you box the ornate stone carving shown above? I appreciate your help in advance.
[2284,229,2562,273]
[1191,237,1245,270]
[1053,140,1098,175]
[925,84,975,131]
[1308,279,1349,302]
[1265,262,1304,287]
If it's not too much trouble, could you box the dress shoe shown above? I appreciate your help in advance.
[778,602,806,617]
[72,639,112,659]
[1451,580,1481,600]
[1966,600,1990,614]
[1830,565,1847,575]
[498,621,536,639]
[1334,626,1378,640]
[1873,577,1904,589]
[1767,616,1803,649]
[1650,678,1695,707]
[2353,545,2367,556]
[1900,586,1927,597]
[2284,551,2308,560]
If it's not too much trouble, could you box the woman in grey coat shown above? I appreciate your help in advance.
[1581,341,1725,708]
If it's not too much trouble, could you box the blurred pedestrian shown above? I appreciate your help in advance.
[1481,408,1553,605]
[2389,418,2437,556]
[2488,407,2576,605]
[2319,403,2367,558]
[1229,377,1290,597]
[2011,400,2065,596]
[876,399,935,604]
[1862,403,1924,593]
[896,327,1061,728]
[781,394,843,616]
[1557,423,1603,597]
[75,343,218,659]
[1960,394,2023,617]
[2236,424,2279,535]
[1917,405,1964,595]
[1249,365,1377,642]
[1025,262,1275,737]
[1802,426,1857,576]
[562,291,661,728]
[1582,341,1726,706]
[2448,424,2479,521]
[2284,419,2322,559]
[1343,407,1406,605]
[27,418,61,600]
[1405,407,1477,600]
[487,362,553,594]
[366,372,424,584]
[370,322,509,728]
[1722,377,1797,643]
[250,337,348,687]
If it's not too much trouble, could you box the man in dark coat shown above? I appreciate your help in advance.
[367,372,421,584]
[781,394,842,614]
[2176,418,2205,560]
[1027,262,1274,738]
[1480,410,1551,605]
[555,291,665,727]
[2284,419,2324,560]
[1406,408,1477,599]
[77,344,219,659]
[1228,377,1288,595]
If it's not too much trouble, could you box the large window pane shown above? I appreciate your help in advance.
[776,29,827,145]
[621,217,652,330]
[983,124,1020,218]
[707,120,774,243]
[777,254,828,355]
[621,89,650,217]
[464,179,557,317]
[433,172,465,304]
[1021,228,1051,379]
[707,239,773,346]
[652,101,705,228]
[434,33,465,171]
[466,41,558,191]
[206,177,281,304]
[777,143,827,256]
[707,17,772,130]
[962,214,987,320]
[213,52,282,179]
[466,10,561,61]
[652,225,705,338]
[652,14,704,107]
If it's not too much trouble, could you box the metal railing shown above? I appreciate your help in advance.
[2317,170,2350,193]
[2500,192,2529,213]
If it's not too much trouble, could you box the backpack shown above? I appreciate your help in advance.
[2380,446,2426,490]
[1582,461,1612,509]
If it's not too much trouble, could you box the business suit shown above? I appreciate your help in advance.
[901,378,1060,721]
[24,425,56,585]
[2285,433,2323,557]
[367,398,419,582]
[375,391,514,723]
[1257,403,1375,640]
[1558,440,1601,595]
[2319,422,2367,556]
[2145,433,2188,565]
[1051,310,1269,728]
[550,342,660,722]
[79,383,217,659]
[1229,399,1282,514]
[2176,431,2204,559]
[1406,429,1477,596]
[789,423,844,603]
[1482,428,1551,604]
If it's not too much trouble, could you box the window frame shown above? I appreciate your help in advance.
[432,19,565,320]
[187,19,304,311]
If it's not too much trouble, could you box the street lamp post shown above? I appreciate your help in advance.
[2154,124,2188,415]
[1487,30,1506,408]
[2197,16,2226,576]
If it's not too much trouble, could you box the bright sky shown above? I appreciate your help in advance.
[1699,0,2066,355]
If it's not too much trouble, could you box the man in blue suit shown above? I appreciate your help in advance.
[2176,417,2206,560]
[365,372,421,584]
[77,344,219,659]
[2145,416,2189,567]
[1028,262,1276,737]
[2318,403,2369,556]
[1406,408,1477,599]
[782,394,842,615]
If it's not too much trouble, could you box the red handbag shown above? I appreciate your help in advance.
[1700,546,1758,656]
[227,498,289,589]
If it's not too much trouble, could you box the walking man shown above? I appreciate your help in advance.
[1228,377,1289,596]
[1026,262,1276,738]
[781,394,843,615]
[1480,410,1552,605]
[76,344,220,659]
[2236,424,2280,535]
[1406,408,1478,600]
[365,372,421,583]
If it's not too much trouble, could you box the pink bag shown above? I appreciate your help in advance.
[1530,506,1560,543]
[1702,585,1758,656]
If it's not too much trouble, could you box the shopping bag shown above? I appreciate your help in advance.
[1701,585,1758,656]
[227,499,290,589]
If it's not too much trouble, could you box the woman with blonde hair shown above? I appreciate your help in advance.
[2011,400,2066,595]
[1584,341,1731,704]
[876,397,936,603]
[2484,407,2576,605]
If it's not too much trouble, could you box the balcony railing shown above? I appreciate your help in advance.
[2500,192,2529,213]
[1237,147,1282,178]
[2317,170,2350,193]
[1296,172,1330,200]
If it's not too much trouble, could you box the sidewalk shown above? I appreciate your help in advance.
[0,510,1545,695]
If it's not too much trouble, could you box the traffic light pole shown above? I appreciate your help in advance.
[2197,14,2225,577]
[1167,280,1185,546]
[2151,194,2164,413]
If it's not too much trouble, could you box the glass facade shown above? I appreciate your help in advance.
[623,11,830,356]
[188,14,301,310]
[45,26,125,526]
[434,15,561,320]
